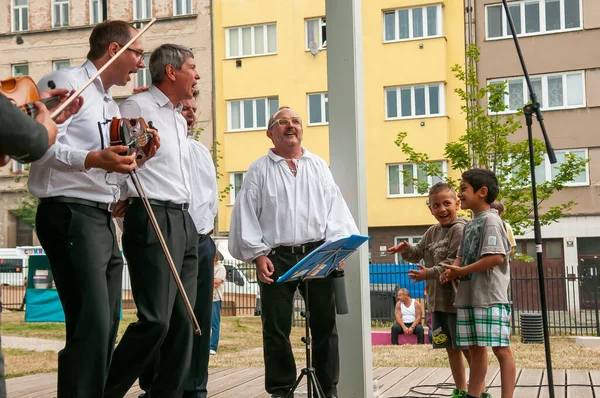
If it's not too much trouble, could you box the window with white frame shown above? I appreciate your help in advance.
[307,93,328,125]
[53,60,70,71]
[52,0,69,27]
[229,172,246,204]
[134,0,152,20]
[173,0,192,16]
[388,161,447,197]
[226,23,277,58]
[383,4,442,42]
[89,0,103,24]
[135,54,151,87]
[11,63,29,76]
[386,83,444,119]
[228,97,279,131]
[306,17,326,50]
[486,0,581,40]
[11,0,28,32]
[488,71,584,113]
[534,149,588,187]
[394,236,423,264]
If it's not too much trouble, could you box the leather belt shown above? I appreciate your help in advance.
[129,197,189,211]
[275,240,325,255]
[198,230,213,239]
[39,196,116,212]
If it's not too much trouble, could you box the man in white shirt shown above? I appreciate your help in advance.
[229,107,358,398]
[104,44,201,398]
[27,20,152,398]
[137,93,219,398]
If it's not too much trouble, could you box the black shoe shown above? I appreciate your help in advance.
[138,394,147,398]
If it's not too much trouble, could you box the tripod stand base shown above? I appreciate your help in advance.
[286,367,327,398]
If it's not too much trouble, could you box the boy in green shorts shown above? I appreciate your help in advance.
[441,169,516,398]
[388,182,470,398]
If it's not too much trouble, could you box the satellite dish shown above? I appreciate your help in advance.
[309,41,319,56]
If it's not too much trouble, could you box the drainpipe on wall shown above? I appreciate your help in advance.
[210,0,220,237]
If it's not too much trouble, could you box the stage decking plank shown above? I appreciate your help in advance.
[514,368,543,398]
[566,369,593,398]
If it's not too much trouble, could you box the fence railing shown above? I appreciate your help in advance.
[3,258,599,336]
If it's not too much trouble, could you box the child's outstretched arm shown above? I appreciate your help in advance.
[430,224,465,281]
[442,253,504,281]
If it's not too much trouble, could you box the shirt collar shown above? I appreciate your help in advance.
[149,85,182,111]
[267,147,312,162]
[83,59,112,98]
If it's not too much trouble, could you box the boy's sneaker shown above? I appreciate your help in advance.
[452,389,467,398]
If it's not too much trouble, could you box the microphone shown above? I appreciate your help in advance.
[331,269,348,315]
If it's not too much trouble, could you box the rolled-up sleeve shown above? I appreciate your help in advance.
[228,187,271,263]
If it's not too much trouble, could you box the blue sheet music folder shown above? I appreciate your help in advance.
[277,234,370,283]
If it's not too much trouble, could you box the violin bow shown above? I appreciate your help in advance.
[50,18,157,120]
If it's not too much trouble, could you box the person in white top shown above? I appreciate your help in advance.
[228,106,358,398]
[210,254,227,355]
[392,288,425,345]
[104,44,200,398]
[27,20,154,398]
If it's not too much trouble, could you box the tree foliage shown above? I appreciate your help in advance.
[394,44,588,236]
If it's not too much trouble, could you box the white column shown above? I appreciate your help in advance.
[325,0,372,397]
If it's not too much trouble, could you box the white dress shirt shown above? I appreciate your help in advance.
[119,86,192,203]
[228,148,359,263]
[28,60,122,203]
[188,138,218,234]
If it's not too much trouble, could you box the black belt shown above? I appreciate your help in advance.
[276,240,325,255]
[198,230,213,239]
[129,197,189,211]
[39,196,116,212]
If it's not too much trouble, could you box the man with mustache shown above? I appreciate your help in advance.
[229,106,358,398]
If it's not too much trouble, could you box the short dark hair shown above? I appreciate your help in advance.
[428,182,456,198]
[490,201,504,214]
[87,20,135,61]
[461,168,499,204]
[150,44,194,85]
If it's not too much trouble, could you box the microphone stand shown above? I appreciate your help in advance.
[501,1,556,396]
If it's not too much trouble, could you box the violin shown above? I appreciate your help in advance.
[0,76,63,118]
[109,117,156,160]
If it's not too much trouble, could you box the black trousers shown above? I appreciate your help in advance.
[139,236,216,398]
[391,322,425,344]
[260,248,339,397]
[36,202,123,398]
[104,203,198,398]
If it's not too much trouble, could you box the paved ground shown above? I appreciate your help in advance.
[2,336,63,352]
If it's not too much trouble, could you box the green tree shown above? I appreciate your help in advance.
[394,44,588,236]
[12,192,38,229]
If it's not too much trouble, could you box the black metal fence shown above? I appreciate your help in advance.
[3,256,599,337]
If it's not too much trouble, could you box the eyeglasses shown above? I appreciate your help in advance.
[128,47,145,59]
[269,117,302,129]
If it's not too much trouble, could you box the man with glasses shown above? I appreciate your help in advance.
[28,20,156,398]
[229,106,358,398]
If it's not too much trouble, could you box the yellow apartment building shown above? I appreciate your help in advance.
[213,0,467,263]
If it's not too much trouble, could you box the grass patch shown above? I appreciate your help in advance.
[4,348,58,378]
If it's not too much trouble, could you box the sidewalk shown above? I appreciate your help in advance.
[1,336,63,353]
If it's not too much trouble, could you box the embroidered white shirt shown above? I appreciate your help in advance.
[188,138,218,234]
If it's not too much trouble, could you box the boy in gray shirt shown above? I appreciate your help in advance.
[441,169,515,398]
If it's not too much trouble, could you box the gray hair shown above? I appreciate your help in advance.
[150,44,194,85]
[267,106,304,130]
[398,288,410,297]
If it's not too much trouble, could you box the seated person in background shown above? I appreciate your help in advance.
[391,288,424,345]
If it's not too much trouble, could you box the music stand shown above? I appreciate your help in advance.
[278,235,370,398]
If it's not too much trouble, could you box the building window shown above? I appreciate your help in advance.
[53,60,70,71]
[134,0,152,20]
[383,4,442,43]
[11,63,29,76]
[388,161,446,197]
[16,216,33,247]
[173,0,192,16]
[488,71,584,113]
[385,83,444,119]
[11,0,28,32]
[135,54,151,88]
[227,97,279,131]
[226,23,277,58]
[307,93,328,125]
[229,172,246,204]
[52,0,69,27]
[89,0,103,24]
[486,0,582,40]
[534,148,588,187]
[394,236,422,264]
[306,17,326,50]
